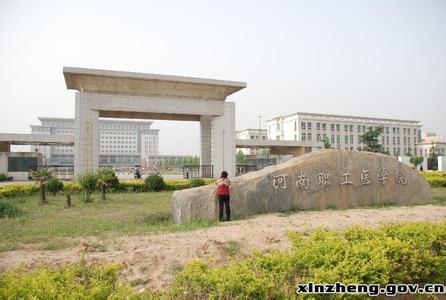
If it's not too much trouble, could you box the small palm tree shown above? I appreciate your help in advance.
[97,168,116,200]
[32,168,52,204]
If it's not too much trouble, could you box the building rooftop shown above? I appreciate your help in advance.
[266,112,421,124]
[37,117,155,125]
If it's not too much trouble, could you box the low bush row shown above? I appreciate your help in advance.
[420,171,446,187]
[0,178,215,198]
[1,222,444,298]
[171,221,446,298]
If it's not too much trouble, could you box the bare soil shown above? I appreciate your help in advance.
[1,205,445,291]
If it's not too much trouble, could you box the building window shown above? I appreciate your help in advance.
[397,137,400,145]
[250,135,254,140]
[301,122,306,130]
[337,135,340,143]
[308,122,312,130]
[322,123,326,131]
[317,123,321,130]
[357,125,361,132]
[276,135,280,140]
[294,121,297,131]
[331,135,335,143]
[317,134,321,141]
[336,124,340,131]
[345,135,348,143]
[397,128,400,134]
[403,137,406,145]
[331,124,335,131]
[350,135,354,143]
[403,128,406,135]
[301,133,306,141]
[393,137,396,145]
[386,136,389,144]
[349,125,353,132]
[393,127,396,134]
[413,129,417,135]
[344,125,348,131]
[362,125,366,132]
[276,123,280,130]
[308,133,312,141]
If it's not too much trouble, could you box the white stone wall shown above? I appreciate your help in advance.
[438,156,446,172]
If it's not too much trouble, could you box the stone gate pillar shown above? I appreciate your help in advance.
[200,116,212,166]
[74,92,100,177]
[212,102,236,178]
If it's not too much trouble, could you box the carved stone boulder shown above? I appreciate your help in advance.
[171,150,433,223]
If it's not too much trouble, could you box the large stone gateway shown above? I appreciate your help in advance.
[172,150,433,223]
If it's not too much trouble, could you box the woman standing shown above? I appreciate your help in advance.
[216,171,231,222]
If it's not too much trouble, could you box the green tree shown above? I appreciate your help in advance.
[32,168,52,205]
[236,150,245,164]
[428,144,439,171]
[78,171,98,202]
[97,168,118,200]
[409,156,424,170]
[358,126,386,154]
[321,136,331,149]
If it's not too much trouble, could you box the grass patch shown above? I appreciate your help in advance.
[224,240,241,257]
[0,192,216,251]
[433,187,446,205]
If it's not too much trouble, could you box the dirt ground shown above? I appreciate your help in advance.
[1,204,445,291]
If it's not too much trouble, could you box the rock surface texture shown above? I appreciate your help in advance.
[172,150,433,223]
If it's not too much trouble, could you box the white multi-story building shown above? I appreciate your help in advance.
[30,117,159,167]
[416,133,446,158]
[236,129,267,155]
[266,112,422,156]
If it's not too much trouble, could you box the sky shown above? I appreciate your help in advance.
[0,0,445,155]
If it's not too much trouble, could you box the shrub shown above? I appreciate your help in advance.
[78,172,98,202]
[46,178,64,196]
[190,178,206,188]
[0,184,39,198]
[420,172,446,188]
[0,173,7,181]
[0,199,22,218]
[170,221,446,298]
[0,261,134,299]
[144,174,165,192]
[118,180,147,192]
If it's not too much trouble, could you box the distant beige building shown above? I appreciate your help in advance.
[267,112,422,156]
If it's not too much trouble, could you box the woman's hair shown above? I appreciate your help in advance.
[220,171,228,178]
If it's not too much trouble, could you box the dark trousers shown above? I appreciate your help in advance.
[218,194,230,221]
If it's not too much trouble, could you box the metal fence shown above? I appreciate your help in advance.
[38,165,74,180]
[182,165,214,179]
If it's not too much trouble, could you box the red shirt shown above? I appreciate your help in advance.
[216,180,230,195]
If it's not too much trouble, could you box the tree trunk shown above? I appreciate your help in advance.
[40,182,47,204]
[101,185,106,200]
[85,191,91,203]
[66,194,72,207]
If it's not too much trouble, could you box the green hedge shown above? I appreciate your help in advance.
[0,178,216,198]
[421,171,446,188]
[171,221,446,298]
[2,222,445,298]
